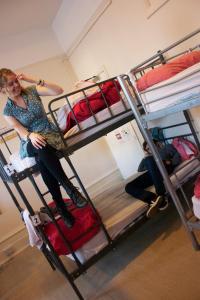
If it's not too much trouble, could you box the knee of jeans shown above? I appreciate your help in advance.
[125,183,132,194]
[37,145,49,154]
[144,155,154,163]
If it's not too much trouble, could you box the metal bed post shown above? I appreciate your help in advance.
[1,179,23,213]
[12,179,85,300]
[118,75,200,250]
[28,174,84,268]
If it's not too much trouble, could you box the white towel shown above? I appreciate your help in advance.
[192,196,200,219]
[9,152,36,172]
[23,210,43,249]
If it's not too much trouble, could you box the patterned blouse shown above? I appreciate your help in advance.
[3,86,64,158]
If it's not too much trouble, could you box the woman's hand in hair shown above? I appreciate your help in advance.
[17,74,36,84]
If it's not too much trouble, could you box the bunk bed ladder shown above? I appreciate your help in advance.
[3,175,84,300]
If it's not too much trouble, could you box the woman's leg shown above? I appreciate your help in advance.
[125,171,156,204]
[143,156,166,196]
[38,160,75,228]
[27,143,87,208]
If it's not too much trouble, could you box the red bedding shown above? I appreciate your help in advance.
[64,80,121,132]
[136,51,200,91]
[43,199,101,256]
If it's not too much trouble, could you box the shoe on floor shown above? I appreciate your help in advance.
[159,198,169,211]
[146,195,163,218]
[60,211,75,228]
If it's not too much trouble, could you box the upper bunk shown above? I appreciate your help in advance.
[0,76,141,183]
[119,27,200,122]
[48,76,144,154]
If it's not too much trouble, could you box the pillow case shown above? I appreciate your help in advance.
[136,51,200,91]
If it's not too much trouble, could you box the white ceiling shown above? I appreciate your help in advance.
[0,0,63,37]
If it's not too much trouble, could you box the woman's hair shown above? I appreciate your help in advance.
[0,68,15,88]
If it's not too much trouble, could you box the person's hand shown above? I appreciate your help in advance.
[17,74,35,84]
[164,160,172,165]
[29,132,46,149]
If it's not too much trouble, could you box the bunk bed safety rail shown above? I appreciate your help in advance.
[48,76,134,153]
[130,27,200,74]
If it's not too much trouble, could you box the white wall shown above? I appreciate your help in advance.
[68,0,200,78]
[53,0,108,54]
[0,28,63,70]
[66,0,200,176]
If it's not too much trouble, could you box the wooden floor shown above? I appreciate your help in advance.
[1,178,200,300]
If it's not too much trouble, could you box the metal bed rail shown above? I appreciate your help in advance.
[130,27,200,75]
[48,76,139,154]
[129,28,200,120]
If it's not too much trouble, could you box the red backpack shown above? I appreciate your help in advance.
[172,137,198,161]
[194,174,200,198]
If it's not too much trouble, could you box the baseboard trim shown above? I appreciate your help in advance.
[0,169,122,266]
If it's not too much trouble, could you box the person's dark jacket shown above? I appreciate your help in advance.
[138,144,182,173]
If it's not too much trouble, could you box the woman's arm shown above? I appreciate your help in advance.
[4,116,46,149]
[17,74,64,96]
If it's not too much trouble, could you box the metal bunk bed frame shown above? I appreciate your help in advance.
[1,39,200,298]
[0,78,150,300]
[118,27,200,251]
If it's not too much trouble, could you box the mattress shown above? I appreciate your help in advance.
[170,157,200,187]
[140,62,200,113]
[67,199,147,263]
[64,98,130,139]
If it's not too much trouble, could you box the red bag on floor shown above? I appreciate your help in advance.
[194,175,200,198]
[43,199,100,255]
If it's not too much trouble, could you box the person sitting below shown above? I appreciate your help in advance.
[125,140,182,218]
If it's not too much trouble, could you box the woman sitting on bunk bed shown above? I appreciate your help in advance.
[0,68,88,228]
[125,140,181,218]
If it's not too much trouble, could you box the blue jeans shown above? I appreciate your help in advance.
[125,156,167,204]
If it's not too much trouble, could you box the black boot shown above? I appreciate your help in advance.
[61,181,88,208]
[71,190,88,208]
[58,208,75,228]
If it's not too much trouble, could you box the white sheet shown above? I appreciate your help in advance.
[67,199,147,263]
[140,62,200,113]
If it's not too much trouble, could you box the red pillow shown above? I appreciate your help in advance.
[194,175,200,198]
[136,51,200,91]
